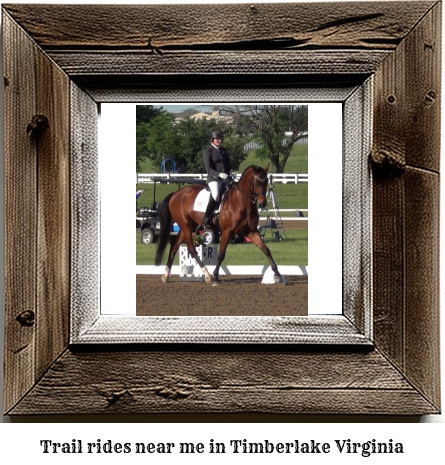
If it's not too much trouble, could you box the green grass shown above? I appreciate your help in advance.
[136,182,308,212]
[139,143,308,175]
[136,229,308,266]
[238,143,308,173]
[139,156,158,173]
[136,182,178,210]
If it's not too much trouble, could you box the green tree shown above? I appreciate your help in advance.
[223,105,308,173]
[136,105,163,171]
[136,123,152,171]
[142,113,247,173]
[218,126,249,172]
[136,105,162,125]
[143,112,177,169]
[171,116,216,172]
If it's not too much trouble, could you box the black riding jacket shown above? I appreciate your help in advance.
[203,145,232,182]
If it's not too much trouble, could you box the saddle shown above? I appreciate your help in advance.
[193,189,213,213]
[193,182,230,224]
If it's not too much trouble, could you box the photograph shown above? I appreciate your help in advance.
[135,104,309,316]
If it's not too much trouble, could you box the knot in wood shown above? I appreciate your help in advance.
[27,114,49,140]
[105,389,128,405]
[370,148,405,178]
[424,90,436,105]
[154,386,191,400]
[96,385,130,405]
[16,310,35,327]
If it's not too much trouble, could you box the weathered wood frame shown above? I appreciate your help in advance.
[3,2,441,415]
[71,82,373,345]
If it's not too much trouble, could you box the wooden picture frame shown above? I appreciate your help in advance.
[3,2,441,416]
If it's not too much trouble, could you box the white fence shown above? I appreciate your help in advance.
[260,209,308,222]
[137,264,308,277]
[136,172,308,185]
[244,136,308,151]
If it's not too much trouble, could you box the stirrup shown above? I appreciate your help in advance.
[203,215,213,228]
[196,216,210,234]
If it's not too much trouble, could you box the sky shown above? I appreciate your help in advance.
[153,104,212,113]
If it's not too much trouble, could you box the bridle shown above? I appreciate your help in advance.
[234,170,268,204]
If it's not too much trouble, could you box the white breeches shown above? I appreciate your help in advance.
[208,181,222,202]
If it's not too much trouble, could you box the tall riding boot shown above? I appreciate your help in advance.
[202,197,218,228]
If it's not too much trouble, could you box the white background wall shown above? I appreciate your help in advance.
[101,102,342,315]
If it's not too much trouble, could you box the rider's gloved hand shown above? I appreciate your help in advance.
[219,172,229,180]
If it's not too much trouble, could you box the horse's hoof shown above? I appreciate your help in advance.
[212,280,220,287]
[161,275,169,283]
[274,276,287,284]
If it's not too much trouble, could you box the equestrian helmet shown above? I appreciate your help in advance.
[210,129,223,140]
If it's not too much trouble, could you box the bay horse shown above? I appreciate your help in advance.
[155,164,285,285]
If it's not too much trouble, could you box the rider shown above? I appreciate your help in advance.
[200,129,232,229]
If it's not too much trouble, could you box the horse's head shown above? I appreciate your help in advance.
[250,164,269,209]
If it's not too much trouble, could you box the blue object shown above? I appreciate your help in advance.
[161,158,178,173]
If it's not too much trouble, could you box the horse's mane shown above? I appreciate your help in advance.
[240,164,264,177]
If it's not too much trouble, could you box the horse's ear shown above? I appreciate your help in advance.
[264,163,270,173]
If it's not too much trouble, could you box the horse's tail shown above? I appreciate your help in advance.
[155,192,175,266]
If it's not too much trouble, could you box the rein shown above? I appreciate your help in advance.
[234,184,257,203]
